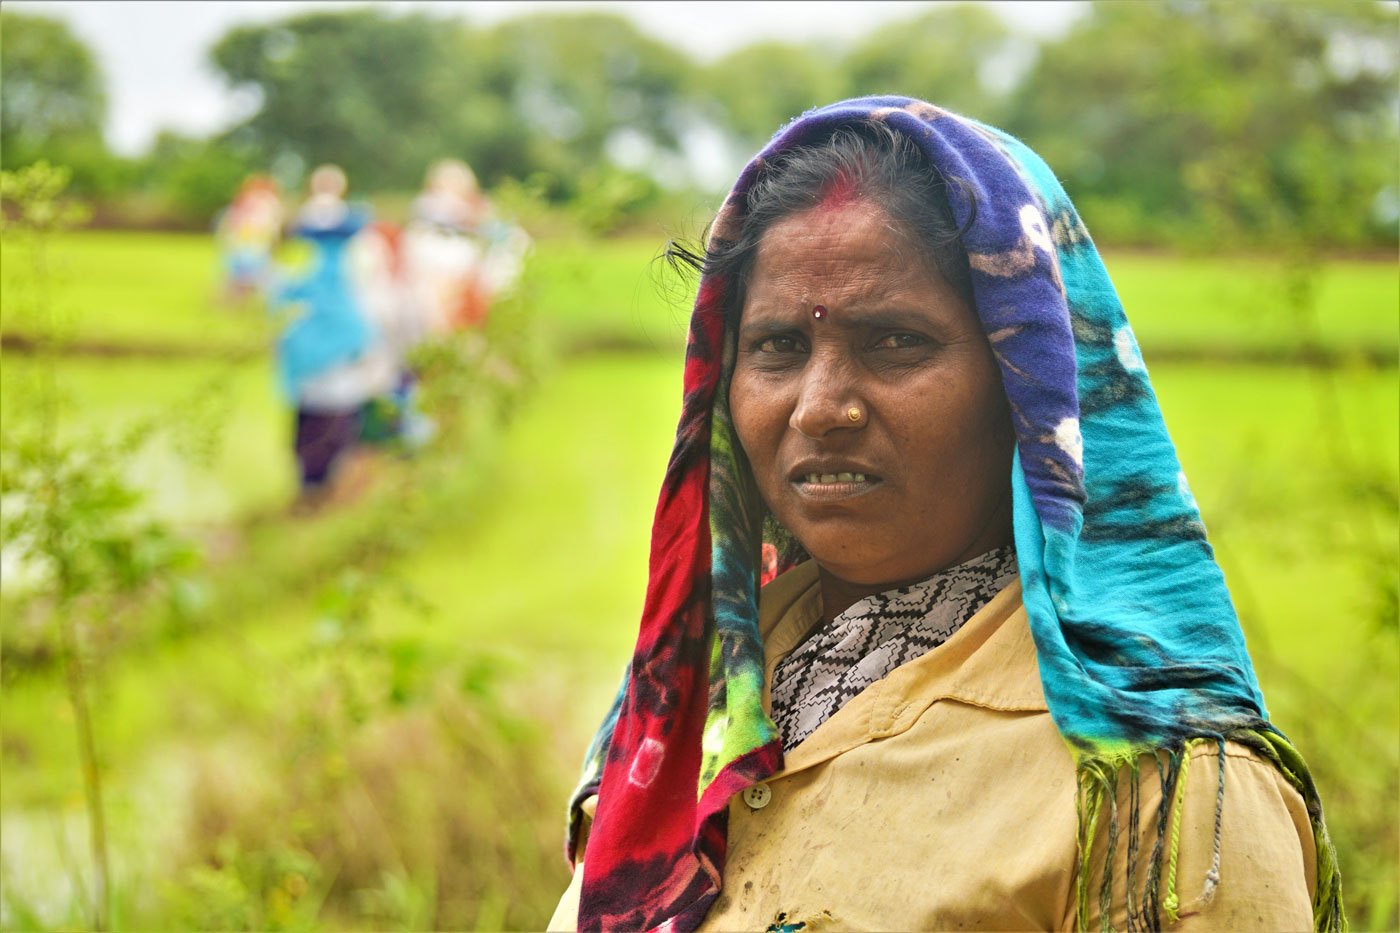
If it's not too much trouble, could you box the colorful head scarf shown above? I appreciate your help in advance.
[569,97,1343,932]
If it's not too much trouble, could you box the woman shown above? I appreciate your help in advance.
[403,158,498,331]
[214,173,283,305]
[273,165,397,499]
[550,98,1343,931]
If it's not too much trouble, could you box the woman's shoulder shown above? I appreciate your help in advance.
[1080,737,1317,931]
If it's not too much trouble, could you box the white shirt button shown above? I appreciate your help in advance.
[742,783,772,810]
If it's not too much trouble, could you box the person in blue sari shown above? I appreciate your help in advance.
[273,165,397,502]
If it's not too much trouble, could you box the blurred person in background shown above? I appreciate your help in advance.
[347,216,438,455]
[411,157,491,232]
[213,173,283,306]
[550,98,1344,931]
[403,158,491,333]
[402,158,531,331]
[271,164,398,508]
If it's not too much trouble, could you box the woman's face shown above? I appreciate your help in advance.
[730,197,1014,590]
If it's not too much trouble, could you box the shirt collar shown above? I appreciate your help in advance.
[757,559,1046,779]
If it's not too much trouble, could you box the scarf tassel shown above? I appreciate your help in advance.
[1074,731,1346,932]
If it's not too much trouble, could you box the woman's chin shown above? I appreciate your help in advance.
[796,539,917,588]
[795,529,992,591]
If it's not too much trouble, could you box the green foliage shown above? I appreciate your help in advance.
[0,207,571,929]
[162,841,321,932]
[0,12,105,157]
[0,160,90,239]
[1007,0,1399,248]
[701,42,845,148]
[478,12,697,190]
[565,165,665,236]
[207,8,699,204]
[1,162,194,931]
[8,4,1396,246]
[840,4,1014,121]
[1155,362,1399,931]
[157,576,564,931]
[136,132,262,226]
[1107,252,1399,361]
[0,12,132,198]
[196,0,1400,246]
[211,9,463,193]
[0,164,197,606]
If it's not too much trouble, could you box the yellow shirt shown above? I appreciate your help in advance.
[551,561,1316,931]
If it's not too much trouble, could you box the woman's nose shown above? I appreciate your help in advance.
[789,359,863,439]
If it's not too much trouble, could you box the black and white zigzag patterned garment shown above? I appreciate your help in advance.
[771,545,1019,752]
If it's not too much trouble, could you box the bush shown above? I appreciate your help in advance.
[136,132,262,229]
[168,664,569,931]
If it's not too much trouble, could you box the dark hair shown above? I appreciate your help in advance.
[666,120,976,322]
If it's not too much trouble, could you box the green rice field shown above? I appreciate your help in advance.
[5,231,1396,358]
[1,231,1396,929]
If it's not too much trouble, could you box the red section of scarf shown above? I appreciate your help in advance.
[577,278,732,930]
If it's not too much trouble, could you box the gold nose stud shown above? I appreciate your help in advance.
[847,407,862,423]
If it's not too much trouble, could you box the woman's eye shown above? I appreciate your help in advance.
[873,333,928,350]
[756,335,806,353]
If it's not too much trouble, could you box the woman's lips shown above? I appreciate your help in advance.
[790,472,883,500]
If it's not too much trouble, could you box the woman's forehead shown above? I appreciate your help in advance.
[743,200,953,313]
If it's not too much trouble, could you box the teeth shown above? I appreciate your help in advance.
[803,473,870,485]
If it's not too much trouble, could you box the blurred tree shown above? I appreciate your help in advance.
[700,41,845,149]
[430,25,538,193]
[1006,0,1398,247]
[840,5,1014,121]
[210,9,699,203]
[700,40,840,149]
[0,11,127,195]
[136,131,262,225]
[0,11,105,155]
[468,12,698,199]
[210,9,466,193]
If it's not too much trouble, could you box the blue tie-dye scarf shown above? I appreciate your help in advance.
[570,96,1344,932]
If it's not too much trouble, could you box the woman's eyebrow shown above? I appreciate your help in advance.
[737,307,950,334]
[735,316,798,337]
[840,308,926,327]
[835,306,955,330]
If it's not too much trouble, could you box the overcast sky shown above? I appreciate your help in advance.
[12,1,1087,156]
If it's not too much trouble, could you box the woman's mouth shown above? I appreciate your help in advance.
[791,472,881,500]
